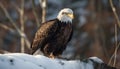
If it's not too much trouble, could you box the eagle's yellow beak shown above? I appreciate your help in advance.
[67,13,74,19]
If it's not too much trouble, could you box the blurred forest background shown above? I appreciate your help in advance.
[0,0,120,68]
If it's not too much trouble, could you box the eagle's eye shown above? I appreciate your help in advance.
[62,12,68,15]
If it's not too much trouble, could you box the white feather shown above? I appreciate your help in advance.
[57,8,73,23]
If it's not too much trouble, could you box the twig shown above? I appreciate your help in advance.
[109,0,120,67]
[109,0,120,27]
[0,23,30,48]
[0,23,15,33]
[39,0,46,23]
[20,0,25,53]
[32,0,40,27]
[0,49,10,54]
[113,24,117,67]
[0,3,31,50]
[108,41,120,66]
[0,3,22,35]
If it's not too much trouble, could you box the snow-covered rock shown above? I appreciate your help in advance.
[0,53,105,69]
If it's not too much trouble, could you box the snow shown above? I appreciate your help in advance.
[0,53,103,69]
[89,57,104,63]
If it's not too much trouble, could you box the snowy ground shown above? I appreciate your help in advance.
[0,53,103,69]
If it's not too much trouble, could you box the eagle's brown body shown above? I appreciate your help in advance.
[31,18,73,58]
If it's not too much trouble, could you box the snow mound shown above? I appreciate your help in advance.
[0,53,103,69]
[89,57,103,63]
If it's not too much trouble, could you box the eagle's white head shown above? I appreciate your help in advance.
[57,8,74,23]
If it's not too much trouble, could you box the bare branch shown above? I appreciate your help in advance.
[32,0,40,27]
[20,0,25,53]
[0,49,10,54]
[108,0,120,67]
[0,23,15,33]
[0,3,31,50]
[39,0,47,23]
[0,3,22,35]
[109,0,120,27]
[113,24,117,67]
[108,42,120,66]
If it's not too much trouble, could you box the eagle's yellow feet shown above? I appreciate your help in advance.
[49,53,55,59]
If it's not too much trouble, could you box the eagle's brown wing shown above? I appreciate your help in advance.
[31,19,58,54]
[68,26,73,42]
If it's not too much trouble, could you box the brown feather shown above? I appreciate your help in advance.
[31,19,73,58]
[31,19,59,54]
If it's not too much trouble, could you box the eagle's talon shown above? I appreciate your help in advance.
[49,53,55,59]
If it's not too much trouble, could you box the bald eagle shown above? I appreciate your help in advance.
[31,8,74,58]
